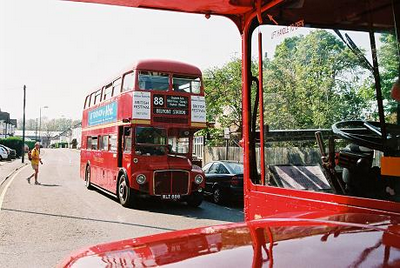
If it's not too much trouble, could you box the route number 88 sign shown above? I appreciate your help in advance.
[153,95,165,107]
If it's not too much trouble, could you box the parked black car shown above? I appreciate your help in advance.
[202,161,244,204]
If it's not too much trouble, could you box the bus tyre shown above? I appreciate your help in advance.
[85,165,93,190]
[118,174,135,207]
[187,191,203,207]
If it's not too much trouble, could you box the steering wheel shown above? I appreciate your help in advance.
[332,120,400,153]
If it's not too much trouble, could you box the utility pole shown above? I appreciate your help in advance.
[22,85,26,163]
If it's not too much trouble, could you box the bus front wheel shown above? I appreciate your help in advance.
[118,174,135,207]
[186,191,203,207]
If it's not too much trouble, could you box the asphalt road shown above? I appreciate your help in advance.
[0,149,244,268]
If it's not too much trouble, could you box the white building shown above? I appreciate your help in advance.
[0,111,17,138]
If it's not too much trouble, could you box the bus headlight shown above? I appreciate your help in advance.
[194,174,204,184]
[136,174,147,185]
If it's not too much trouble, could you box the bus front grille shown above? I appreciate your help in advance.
[154,170,189,195]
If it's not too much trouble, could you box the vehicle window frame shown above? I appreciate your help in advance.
[138,71,170,91]
[123,127,132,153]
[208,163,219,174]
[112,77,122,96]
[172,75,202,94]
[217,164,229,174]
[90,136,98,150]
[86,136,92,150]
[121,71,134,93]
[103,83,113,101]
[109,135,117,151]
[93,89,103,105]
[84,95,90,109]
[99,135,109,151]
[203,162,213,173]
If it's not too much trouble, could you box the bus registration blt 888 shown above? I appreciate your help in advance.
[80,59,206,207]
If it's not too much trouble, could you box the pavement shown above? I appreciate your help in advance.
[0,158,28,186]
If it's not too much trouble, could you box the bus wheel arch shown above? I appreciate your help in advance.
[85,162,93,190]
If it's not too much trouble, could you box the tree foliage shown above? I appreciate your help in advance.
[263,30,372,129]
[202,30,398,142]
[379,33,400,120]
[18,117,80,132]
[202,58,258,144]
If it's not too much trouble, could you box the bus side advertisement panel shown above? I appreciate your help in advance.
[88,101,118,126]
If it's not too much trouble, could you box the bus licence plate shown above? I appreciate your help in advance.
[162,194,181,200]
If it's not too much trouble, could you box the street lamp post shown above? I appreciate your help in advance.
[39,106,49,145]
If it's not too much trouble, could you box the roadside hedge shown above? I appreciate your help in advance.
[0,137,36,157]
[53,142,68,148]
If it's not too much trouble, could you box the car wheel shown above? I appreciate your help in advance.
[187,192,203,207]
[85,165,93,190]
[213,187,224,204]
[118,174,136,207]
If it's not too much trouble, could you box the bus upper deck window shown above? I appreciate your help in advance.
[88,93,95,107]
[84,95,90,109]
[122,72,134,92]
[94,89,102,105]
[138,71,169,91]
[172,76,201,94]
[103,83,112,101]
[112,78,121,96]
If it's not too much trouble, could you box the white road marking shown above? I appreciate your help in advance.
[0,165,29,211]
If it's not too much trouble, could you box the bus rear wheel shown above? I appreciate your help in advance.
[118,174,136,207]
[85,165,93,190]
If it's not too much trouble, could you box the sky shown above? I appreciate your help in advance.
[0,0,241,121]
[0,0,375,123]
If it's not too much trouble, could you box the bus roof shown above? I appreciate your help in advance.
[132,59,202,76]
[68,0,399,32]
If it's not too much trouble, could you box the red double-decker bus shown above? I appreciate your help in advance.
[80,59,206,207]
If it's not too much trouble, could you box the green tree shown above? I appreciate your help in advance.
[203,58,258,144]
[378,33,400,122]
[264,30,372,130]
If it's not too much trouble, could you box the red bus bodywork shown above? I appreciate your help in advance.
[81,59,206,206]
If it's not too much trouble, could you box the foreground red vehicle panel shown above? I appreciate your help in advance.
[60,213,400,267]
